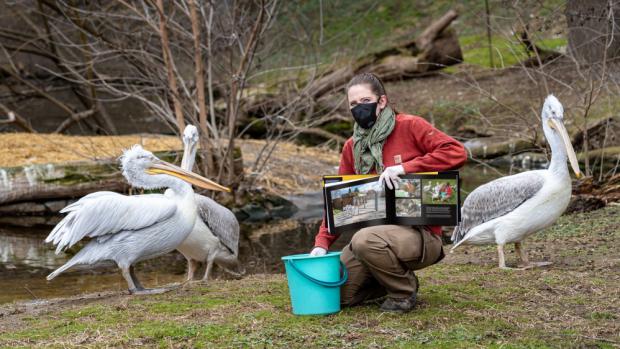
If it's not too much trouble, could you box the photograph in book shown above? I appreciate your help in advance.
[330,181,386,227]
[395,178,421,198]
[395,178,422,217]
[395,198,422,217]
[422,179,458,205]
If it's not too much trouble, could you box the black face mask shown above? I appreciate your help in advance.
[351,102,378,129]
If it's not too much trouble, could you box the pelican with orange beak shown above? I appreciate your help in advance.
[45,145,230,294]
[452,95,582,269]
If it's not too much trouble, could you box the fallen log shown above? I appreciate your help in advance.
[571,116,620,152]
[463,137,537,159]
[0,151,179,206]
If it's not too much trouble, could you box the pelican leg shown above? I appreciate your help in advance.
[516,242,552,269]
[497,244,510,269]
[123,265,175,295]
[202,258,214,282]
[129,265,144,290]
[515,242,531,269]
[121,266,141,293]
[186,258,198,281]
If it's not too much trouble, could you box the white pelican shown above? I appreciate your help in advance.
[173,125,242,282]
[45,145,230,294]
[451,95,582,269]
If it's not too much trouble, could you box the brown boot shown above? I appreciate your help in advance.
[379,293,417,313]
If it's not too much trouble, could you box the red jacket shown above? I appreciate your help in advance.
[314,113,467,250]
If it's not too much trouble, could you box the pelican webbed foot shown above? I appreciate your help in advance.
[516,261,553,269]
[188,279,209,286]
[122,265,180,295]
[129,287,175,295]
[129,283,181,295]
[515,242,552,269]
[222,267,245,279]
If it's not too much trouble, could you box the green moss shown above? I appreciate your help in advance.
[459,35,527,68]
[538,37,567,51]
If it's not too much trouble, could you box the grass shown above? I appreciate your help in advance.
[1,205,618,348]
[447,34,568,71]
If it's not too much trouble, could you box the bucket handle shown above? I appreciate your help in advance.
[287,260,348,287]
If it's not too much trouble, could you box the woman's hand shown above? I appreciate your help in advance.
[310,247,327,257]
[378,165,404,190]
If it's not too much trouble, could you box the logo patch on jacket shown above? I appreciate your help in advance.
[394,154,402,164]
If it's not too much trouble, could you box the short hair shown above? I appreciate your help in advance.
[346,72,387,98]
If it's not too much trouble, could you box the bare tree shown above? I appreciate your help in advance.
[0,0,286,192]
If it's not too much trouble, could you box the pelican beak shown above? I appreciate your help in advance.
[146,160,231,192]
[548,118,582,178]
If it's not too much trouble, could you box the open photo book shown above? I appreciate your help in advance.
[322,171,461,235]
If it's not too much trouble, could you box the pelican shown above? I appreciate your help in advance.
[451,95,582,269]
[45,145,230,294]
[172,125,242,282]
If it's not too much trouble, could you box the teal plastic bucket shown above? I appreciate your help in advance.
[281,252,348,315]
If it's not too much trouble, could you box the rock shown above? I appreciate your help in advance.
[233,191,298,223]
[232,208,250,222]
[239,203,270,222]
[270,204,298,219]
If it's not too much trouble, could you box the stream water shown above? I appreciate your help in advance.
[0,163,536,304]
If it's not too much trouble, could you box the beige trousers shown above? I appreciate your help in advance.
[340,225,444,306]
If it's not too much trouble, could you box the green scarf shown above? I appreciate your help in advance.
[353,105,396,174]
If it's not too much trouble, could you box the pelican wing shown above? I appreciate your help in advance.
[452,171,545,244]
[46,191,177,253]
[195,194,240,255]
